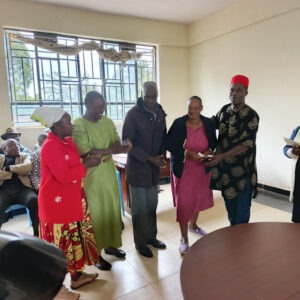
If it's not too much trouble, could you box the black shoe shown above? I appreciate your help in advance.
[147,239,166,249]
[104,247,126,259]
[96,255,112,271]
[135,245,153,258]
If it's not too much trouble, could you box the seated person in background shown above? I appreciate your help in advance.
[1,127,32,155]
[33,128,50,151]
[0,139,39,236]
[30,132,48,192]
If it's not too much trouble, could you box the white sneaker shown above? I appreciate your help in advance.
[179,238,189,255]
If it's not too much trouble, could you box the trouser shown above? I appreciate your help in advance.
[224,178,252,226]
[129,185,158,246]
[0,185,39,236]
[292,158,300,223]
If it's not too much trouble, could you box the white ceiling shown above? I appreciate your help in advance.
[29,0,239,24]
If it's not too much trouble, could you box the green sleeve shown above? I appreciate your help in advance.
[72,118,91,155]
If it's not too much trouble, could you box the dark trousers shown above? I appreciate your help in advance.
[129,185,158,246]
[0,184,39,236]
[224,178,252,226]
[292,158,300,223]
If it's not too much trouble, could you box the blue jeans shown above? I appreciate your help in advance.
[224,178,252,226]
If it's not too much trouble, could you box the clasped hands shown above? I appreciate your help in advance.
[110,139,132,154]
[185,149,221,167]
[185,149,213,161]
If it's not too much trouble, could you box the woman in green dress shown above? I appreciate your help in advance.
[72,91,131,270]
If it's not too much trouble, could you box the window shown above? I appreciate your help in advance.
[4,29,156,125]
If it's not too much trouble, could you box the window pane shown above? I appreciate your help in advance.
[4,29,156,124]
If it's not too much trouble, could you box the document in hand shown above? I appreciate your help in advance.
[283,137,300,147]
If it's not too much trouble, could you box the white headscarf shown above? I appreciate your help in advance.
[31,107,66,128]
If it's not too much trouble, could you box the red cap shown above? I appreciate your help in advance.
[230,75,249,87]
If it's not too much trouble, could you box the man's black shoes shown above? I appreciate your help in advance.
[135,245,153,258]
[147,239,166,249]
[104,247,126,259]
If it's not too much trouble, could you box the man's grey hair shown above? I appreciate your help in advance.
[143,81,158,96]
[1,139,17,151]
[37,132,48,145]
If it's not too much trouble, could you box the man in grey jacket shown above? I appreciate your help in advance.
[122,81,167,258]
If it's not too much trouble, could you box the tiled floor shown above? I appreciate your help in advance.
[2,184,292,299]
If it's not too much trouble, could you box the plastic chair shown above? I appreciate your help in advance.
[5,204,32,226]
[116,169,125,217]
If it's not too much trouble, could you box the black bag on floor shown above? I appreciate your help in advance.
[0,231,67,300]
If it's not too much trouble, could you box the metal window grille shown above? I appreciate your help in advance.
[4,29,156,125]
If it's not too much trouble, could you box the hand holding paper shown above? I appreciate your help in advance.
[283,137,300,147]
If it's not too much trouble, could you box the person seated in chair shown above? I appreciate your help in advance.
[1,127,32,155]
[30,132,48,193]
[0,139,39,236]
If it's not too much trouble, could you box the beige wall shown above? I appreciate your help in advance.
[189,0,300,190]
[0,0,188,147]
[158,45,189,128]
[0,0,299,191]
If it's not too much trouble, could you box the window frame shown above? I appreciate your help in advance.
[4,28,157,125]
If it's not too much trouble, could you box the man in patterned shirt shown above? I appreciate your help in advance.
[206,75,259,225]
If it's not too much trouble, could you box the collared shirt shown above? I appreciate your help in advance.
[2,155,22,188]
[210,103,259,200]
[142,101,158,121]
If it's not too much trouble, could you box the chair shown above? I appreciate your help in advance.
[5,204,32,226]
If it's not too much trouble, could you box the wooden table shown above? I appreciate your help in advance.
[113,154,131,214]
[180,222,300,300]
[113,154,170,214]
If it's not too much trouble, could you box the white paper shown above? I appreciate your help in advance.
[283,137,300,147]
[198,152,213,158]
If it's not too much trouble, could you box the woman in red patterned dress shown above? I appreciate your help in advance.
[31,107,101,299]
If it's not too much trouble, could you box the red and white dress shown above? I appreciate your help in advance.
[39,132,98,273]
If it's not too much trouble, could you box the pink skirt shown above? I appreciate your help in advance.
[171,159,213,223]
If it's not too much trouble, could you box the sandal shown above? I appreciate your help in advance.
[70,272,98,289]
[189,225,207,236]
[179,238,189,255]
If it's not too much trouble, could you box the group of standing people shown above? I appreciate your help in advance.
[1,75,261,298]
[122,75,259,257]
